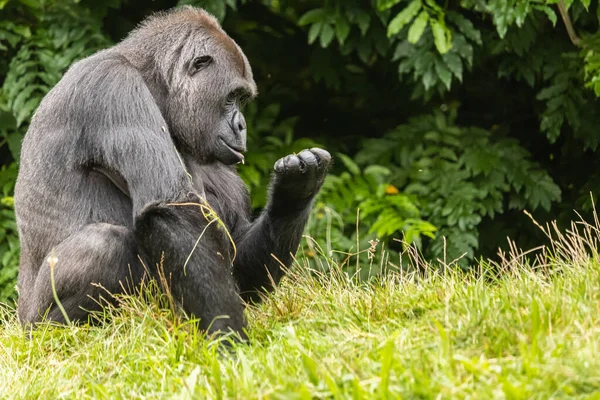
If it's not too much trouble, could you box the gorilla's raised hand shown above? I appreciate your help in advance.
[232,148,330,302]
[270,148,331,215]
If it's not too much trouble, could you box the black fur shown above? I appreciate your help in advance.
[14,6,330,338]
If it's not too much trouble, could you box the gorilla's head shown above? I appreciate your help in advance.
[119,7,258,165]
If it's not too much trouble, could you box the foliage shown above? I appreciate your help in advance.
[0,163,18,302]
[582,32,600,96]
[305,153,435,273]
[2,0,600,298]
[355,108,561,264]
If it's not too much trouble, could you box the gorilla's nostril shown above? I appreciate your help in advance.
[232,111,247,135]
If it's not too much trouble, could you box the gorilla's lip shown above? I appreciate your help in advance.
[219,138,245,163]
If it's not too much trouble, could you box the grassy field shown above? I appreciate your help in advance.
[1,217,600,399]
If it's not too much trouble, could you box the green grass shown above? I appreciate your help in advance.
[1,218,600,399]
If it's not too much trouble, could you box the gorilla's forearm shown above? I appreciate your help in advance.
[231,148,330,302]
[232,204,313,302]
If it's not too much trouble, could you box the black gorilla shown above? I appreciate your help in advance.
[14,6,330,338]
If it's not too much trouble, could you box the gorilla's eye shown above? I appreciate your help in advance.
[191,56,212,73]
[226,91,237,105]
[226,89,251,108]
[240,94,250,107]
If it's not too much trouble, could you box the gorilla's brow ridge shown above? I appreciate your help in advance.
[203,27,246,77]
[141,7,247,77]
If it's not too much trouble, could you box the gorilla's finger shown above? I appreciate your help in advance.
[274,158,284,173]
[309,148,332,167]
[297,149,318,168]
[283,155,301,171]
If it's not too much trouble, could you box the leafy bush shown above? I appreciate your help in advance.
[356,108,560,265]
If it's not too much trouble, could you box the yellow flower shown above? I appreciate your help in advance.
[385,184,399,195]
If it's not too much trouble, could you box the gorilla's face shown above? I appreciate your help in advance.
[165,23,257,165]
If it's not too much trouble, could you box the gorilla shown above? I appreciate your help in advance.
[14,6,330,338]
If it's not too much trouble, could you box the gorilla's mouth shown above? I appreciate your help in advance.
[220,138,245,163]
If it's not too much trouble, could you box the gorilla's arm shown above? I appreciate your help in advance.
[231,149,330,302]
[79,55,245,335]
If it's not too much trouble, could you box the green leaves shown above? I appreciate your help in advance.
[355,110,561,265]
[335,16,351,45]
[408,11,429,43]
[582,33,600,97]
[306,152,435,266]
[384,1,454,55]
[484,0,557,38]
[430,18,452,54]
[0,163,18,302]
[387,0,422,37]
[299,8,354,48]
[384,5,481,95]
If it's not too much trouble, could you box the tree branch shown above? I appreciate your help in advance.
[557,0,581,47]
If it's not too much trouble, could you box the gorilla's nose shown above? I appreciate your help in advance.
[232,111,246,137]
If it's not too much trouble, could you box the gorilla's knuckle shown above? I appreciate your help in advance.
[310,148,332,166]
[274,159,284,173]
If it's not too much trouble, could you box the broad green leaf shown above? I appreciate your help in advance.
[393,41,415,60]
[308,22,322,45]
[0,111,16,130]
[434,58,452,90]
[387,0,422,37]
[335,16,350,44]
[442,51,463,81]
[515,1,530,27]
[490,3,509,38]
[337,153,360,175]
[447,11,481,45]
[377,0,402,11]
[356,12,371,36]
[581,0,591,10]
[430,18,452,54]
[319,24,334,48]
[422,65,436,90]
[298,8,325,26]
[453,34,473,66]
[6,132,23,160]
[533,5,557,26]
[408,11,429,44]
[536,83,568,100]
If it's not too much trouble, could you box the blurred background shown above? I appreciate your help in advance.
[0,0,599,300]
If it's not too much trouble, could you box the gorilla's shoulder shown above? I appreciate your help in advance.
[33,49,163,132]
[61,50,144,92]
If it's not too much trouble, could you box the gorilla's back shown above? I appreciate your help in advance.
[15,51,134,277]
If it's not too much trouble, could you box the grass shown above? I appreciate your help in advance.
[1,216,600,399]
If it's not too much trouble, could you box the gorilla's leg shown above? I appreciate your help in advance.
[135,199,246,339]
[19,223,144,325]
[232,148,331,302]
